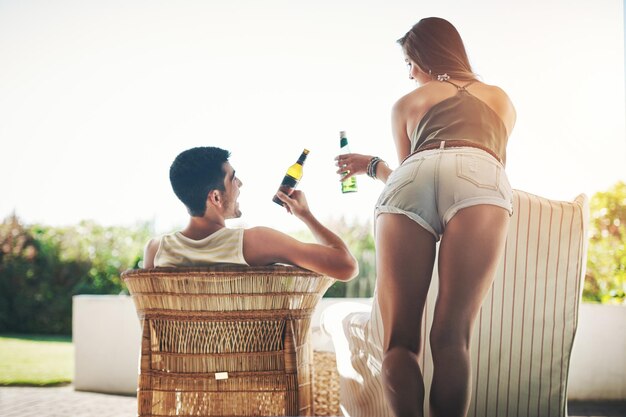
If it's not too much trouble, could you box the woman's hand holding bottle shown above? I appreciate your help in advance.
[334,153,375,181]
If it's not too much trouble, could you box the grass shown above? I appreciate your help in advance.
[0,333,73,386]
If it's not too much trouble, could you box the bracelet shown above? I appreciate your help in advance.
[366,157,379,178]
[367,157,384,179]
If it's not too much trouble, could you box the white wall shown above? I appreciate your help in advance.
[72,296,626,400]
[568,303,626,400]
[72,295,141,395]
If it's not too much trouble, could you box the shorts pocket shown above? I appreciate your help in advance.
[456,154,500,191]
[380,159,422,201]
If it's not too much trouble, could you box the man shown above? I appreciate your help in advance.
[143,146,358,281]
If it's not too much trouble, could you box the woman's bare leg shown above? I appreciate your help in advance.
[377,213,437,417]
[429,205,510,417]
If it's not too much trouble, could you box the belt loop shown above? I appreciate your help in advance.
[439,141,445,149]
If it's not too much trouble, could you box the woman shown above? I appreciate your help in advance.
[336,17,516,417]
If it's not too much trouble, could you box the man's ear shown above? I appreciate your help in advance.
[206,190,222,208]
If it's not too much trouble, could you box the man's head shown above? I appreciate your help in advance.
[169,146,242,218]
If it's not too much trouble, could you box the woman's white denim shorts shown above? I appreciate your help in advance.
[375,146,513,241]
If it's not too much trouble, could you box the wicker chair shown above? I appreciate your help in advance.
[122,265,335,417]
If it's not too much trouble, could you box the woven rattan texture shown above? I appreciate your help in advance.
[312,352,342,417]
[123,266,334,417]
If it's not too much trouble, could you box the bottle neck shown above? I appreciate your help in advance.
[296,154,307,165]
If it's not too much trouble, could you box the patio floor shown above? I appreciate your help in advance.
[0,385,624,416]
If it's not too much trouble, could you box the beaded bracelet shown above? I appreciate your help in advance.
[367,157,384,179]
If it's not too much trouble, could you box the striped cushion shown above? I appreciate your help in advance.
[325,190,589,417]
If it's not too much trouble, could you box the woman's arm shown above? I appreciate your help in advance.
[335,153,392,184]
[334,95,416,184]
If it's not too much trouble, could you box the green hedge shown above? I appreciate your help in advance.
[584,181,626,304]
[0,216,150,335]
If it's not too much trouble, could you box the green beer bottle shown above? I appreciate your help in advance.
[272,149,309,206]
[339,131,358,193]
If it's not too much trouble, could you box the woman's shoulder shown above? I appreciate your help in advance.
[467,81,512,106]
[392,84,432,117]
[393,80,516,135]
[471,82,517,133]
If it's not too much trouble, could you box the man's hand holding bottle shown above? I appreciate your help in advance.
[274,190,311,219]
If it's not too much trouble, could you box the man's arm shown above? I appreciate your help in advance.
[242,190,359,281]
[142,238,160,269]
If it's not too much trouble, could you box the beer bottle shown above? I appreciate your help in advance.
[272,149,309,206]
[339,131,357,193]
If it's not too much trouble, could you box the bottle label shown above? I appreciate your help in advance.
[280,175,298,188]
[272,175,299,206]
[342,175,358,193]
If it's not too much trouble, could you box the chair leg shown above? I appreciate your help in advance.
[138,319,153,417]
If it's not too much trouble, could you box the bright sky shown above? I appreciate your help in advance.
[1,0,624,234]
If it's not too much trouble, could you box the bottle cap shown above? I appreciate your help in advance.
[339,131,347,139]
[303,149,310,154]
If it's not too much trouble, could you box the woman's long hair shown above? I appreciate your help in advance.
[398,17,476,81]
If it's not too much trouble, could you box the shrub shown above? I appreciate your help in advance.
[0,215,150,335]
[584,181,626,304]
[294,217,377,298]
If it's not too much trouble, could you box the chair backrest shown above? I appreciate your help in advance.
[434,190,589,416]
[339,190,589,417]
[122,265,334,417]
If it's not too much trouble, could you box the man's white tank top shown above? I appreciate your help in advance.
[153,228,248,267]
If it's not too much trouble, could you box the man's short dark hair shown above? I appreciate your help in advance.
[169,147,231,217]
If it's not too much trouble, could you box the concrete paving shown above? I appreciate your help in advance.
[0,385,135,417]
[0,385,625,416]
